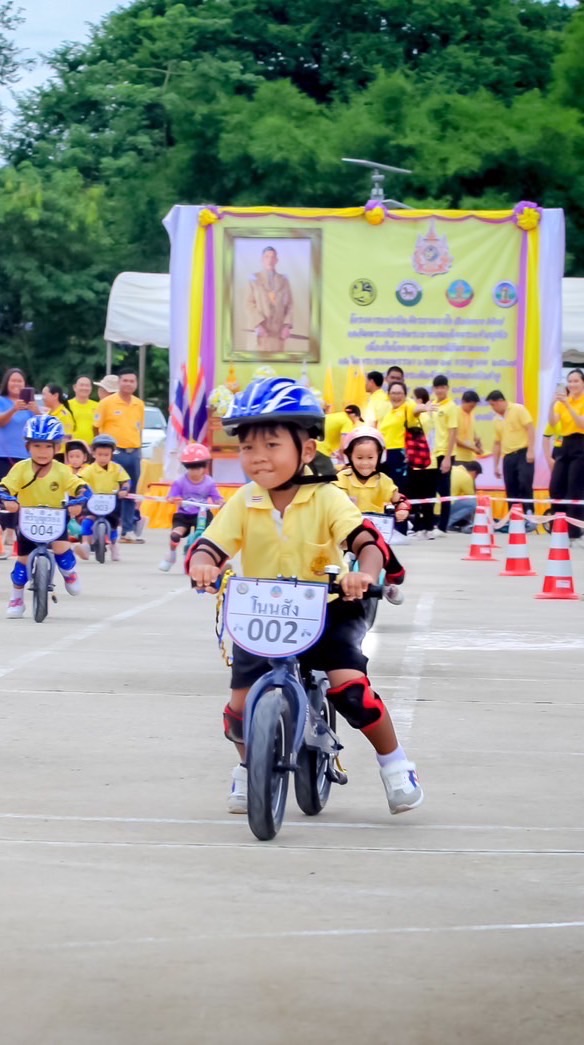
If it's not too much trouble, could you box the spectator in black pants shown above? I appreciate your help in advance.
[486,390,535,514]
[548,369,584,543]
[408,387,438,538]
[432,375,458,533]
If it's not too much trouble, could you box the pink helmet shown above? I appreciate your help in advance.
[181,442,211,465]
[342,425,386,463]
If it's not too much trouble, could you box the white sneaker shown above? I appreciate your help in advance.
[6,596,25,619]
[158,549,177,572]
[380,760,424,814]
[414,530,427,540]
[227,764,248,814]
[432,528,447,539]
[426,529,437,540]
[384,583,404,605]
[63,572,81,596]
[74,543,90,560]
[121,532,136,544]
[110,542,120,562]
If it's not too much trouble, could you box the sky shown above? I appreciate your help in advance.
[1,1,131,121]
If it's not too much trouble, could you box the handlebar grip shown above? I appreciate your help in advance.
[331,582,384,600]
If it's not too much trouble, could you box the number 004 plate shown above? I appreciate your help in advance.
[223,578,328,658]
[19,507,66,543]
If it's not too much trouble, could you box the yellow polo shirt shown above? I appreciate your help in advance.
[316,412,354,457]
[555,394,584,437]
[2,459,86,507]
[69,399,96,444]
[494,403,532,456]
[433,398,458,457]
[364,388,390,426]
[378,401,417,450]
[50,404,74,452]
[95,393,145,449]
[456,406,478,462]
[335,468,398,513]
[451,464,475,498]
[79,461,130,494]
[203,479,362,583]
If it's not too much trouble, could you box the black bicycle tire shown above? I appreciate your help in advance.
[294,697,336,816]
[32,555,49,623]
[247,691,292,841]
[94,521,106,564]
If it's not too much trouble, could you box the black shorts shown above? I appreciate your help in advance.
[231,597,370,689]
[172,510,210,533]
[16,526,68,557]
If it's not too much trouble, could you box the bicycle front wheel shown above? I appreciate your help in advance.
[94,520,107,564]
[247,691,292,841]
[32,555,49,623]
[294,696,336,816]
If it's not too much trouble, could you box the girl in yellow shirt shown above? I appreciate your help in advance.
[378,381,422,488]
[549,368,584,542]
[42,384,75,456]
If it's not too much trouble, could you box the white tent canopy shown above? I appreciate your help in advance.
[104,272,170,348]
[562,277,584,363]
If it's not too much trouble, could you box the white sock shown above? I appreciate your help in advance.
[12,586,24,600]
[377,745,407,768]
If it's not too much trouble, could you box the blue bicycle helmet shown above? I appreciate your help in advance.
[23,414,65,443]
[91,434,117,451]
[222,377,325,438]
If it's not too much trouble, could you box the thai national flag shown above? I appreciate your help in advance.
[188,366,207,443]
[170,363,189,439]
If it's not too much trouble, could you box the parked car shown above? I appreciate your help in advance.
[142,405,167,460]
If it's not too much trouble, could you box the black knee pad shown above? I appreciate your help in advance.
[170,529,183,545]
[223,703,244,744]
[328,675,384,733]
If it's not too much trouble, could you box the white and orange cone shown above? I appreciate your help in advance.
[536,514,580,600]
[500,504,537,577]
[462,505,497,561]
[478,495,499,549]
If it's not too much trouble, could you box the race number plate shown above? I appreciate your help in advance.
[224,578,328,658]
[19,507,67,543]
[87,494,117,516]
[363,512,395,543]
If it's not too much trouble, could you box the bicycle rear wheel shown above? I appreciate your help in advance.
[247,691,292,841]
[294,696,336,816]
[32,555,49,623]
[94,521,107,564]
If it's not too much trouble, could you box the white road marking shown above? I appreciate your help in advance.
[411,630,584,652]
[391,594,434,737]
[0,587,188,681]
[27,919,584,952]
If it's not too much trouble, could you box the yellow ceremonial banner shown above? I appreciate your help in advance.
[213,212,524,437]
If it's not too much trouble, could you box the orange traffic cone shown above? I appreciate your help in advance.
[536,514,580,600]
[500,504,536,577]
[478,494,499,549]
[462,506,497,561]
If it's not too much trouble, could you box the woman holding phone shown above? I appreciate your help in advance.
[0,368,40,549]
[549,369,584,544]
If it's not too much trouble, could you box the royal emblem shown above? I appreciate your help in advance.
[493,281,518,308]
[412,220,453,277]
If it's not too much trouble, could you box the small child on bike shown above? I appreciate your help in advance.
[187,377,423,816]
[159,443,224,572]
[75,434,130,562]
[335,425,410,605]
[0,416,89,618]
[64,440,92,542]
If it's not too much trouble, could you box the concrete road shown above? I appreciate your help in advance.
[0,529,583,1045]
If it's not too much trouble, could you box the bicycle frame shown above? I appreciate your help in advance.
[27,544,57,592]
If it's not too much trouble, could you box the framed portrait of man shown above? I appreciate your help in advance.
[223,228,322,362]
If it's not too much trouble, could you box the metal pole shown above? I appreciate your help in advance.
[105,340,113,374]
[138,344,147,401]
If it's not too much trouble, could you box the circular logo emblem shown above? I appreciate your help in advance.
[493,281,518,308]
[350,278,377,306]
[304,588,315,600]
[446,279,474,308]
[270,585,282,598]
[310,555,329,576]
[236,582,249,595]
[395,280,422,307]
[50,482,59,492]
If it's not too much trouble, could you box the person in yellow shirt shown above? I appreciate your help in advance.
[0,415,88,618]
[42,384,75,456]
[75,434,131,562]
[486,389,535,512]
[187,377,422,817]
[335,426,409,602]
[95,371,145,541]
[543,421,562,473]
[456,390,483,462]
[548,368,584,542]
[315,406,360,463]
[378,380,422,489]
[69,376,97,444]
[363,371,390,427]
[431,375,458,533]
[447,461,482,532]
